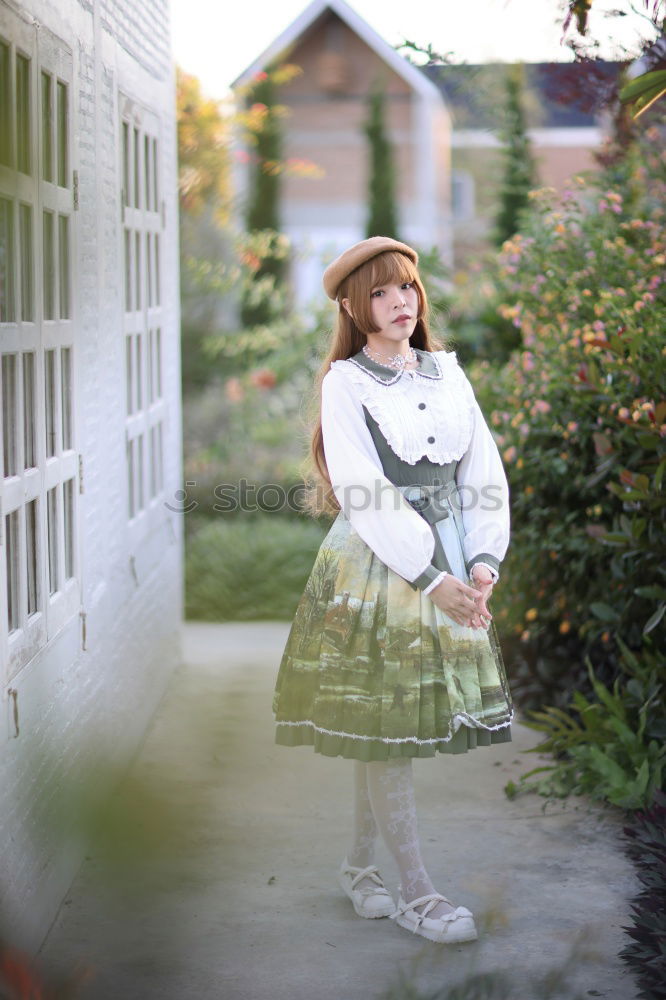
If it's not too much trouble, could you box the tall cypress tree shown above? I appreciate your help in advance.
[364,85,400,240]
[493,63,537,247]
[241,65,287,326]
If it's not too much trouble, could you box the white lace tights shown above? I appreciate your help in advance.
[347,758,455,919]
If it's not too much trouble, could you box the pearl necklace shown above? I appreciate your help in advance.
[362,343,417,371]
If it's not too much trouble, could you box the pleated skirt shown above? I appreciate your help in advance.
[272,489,514,761]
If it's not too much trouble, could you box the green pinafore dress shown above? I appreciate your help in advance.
[272,354,514,762]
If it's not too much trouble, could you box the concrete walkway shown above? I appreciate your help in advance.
[40,622,640,1000]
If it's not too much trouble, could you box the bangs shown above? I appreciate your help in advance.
[366,251,418,290]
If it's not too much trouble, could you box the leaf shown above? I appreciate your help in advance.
[619,69,666,118]
[654,458,666,493]
[587,744,628,789]
[643,603,665,636]
[607,715,638,748]
[634,586,666,600]
[619,69,666,102]
[586,657,625,720]
[589,602,620,623]
[516,764,558,780]
[592,431,613,457]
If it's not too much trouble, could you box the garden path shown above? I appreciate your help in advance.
[40,622,640,1000]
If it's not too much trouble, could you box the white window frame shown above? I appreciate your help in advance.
[0,7,80,683]
[119,92,166,551]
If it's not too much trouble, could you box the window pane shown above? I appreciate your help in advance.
[144,133,150,209]
[43,210,55,319]
[0,197,15,322]
[152,138,158,212]
[41,71,53,182]
[156,421,163,492]
[156,327,162,397]
[146,231,152,307]
[136,433,144,511]
[122,121,130,206]
[125,333,132,415]
[135,231,141,310]
[2,353,17,476]
[19,204,33,321]
[44,347,56,457]
[0,42,11,167]
[124,228,131,311]
[63,477,74,579]
[136,331,142,409]
[58,214,70,318]
[149,424,157,498]
[147,328,154,403]
[16,54,31,175]
[23,351,35,467]
[154,234,160,306]
[26,497,38,616]
[61,345,72,449]
[133,126,140,208]
[127,437,134,518]
[47,485,58,595]
[57,80,68,187]
[5,509,20,631]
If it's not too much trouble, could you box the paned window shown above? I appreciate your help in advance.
[0,17,78,681]
[120,95,165,529]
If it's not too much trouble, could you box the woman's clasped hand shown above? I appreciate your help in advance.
[428,572,494,630]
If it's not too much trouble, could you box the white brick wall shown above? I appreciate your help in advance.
[0,0,183,951]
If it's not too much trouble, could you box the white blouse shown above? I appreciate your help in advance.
[320,348,510,595]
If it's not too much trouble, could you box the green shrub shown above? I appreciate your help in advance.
[505,635,665,811]
[466,125,665,710]
[185,514,328,621]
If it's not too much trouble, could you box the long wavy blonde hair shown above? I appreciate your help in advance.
[300,249,452,519]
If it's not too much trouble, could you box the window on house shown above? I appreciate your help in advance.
[451,170,476,223]
[0,21,79,681]
[120,96,165,528]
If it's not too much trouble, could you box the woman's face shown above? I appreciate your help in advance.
[343,279,419,343]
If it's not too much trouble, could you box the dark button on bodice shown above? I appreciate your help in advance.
[427,436,435,443]
[418,402,426,409]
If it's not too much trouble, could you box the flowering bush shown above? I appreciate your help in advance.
[467,126,665,724]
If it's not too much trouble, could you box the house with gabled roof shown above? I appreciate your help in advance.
[230,0,621,298]
[230,0,453,306]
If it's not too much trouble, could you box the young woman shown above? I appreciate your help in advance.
[272,236,514,945]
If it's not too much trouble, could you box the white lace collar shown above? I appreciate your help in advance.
[343,347,444,385]
[329,349,475,465]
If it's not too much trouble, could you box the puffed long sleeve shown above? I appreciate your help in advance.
[454,381,511,583]
[321,369,443,590]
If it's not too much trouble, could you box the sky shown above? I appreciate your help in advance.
[169,0,659,100]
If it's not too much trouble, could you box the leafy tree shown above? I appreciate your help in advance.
[177,63,321,389]
[177,68,237,389]
[177,67,233,225]
[364,84,400,239]
[240,63,290,326]
[493,63,537,247]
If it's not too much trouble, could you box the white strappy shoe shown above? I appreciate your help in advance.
[389,888,479,943]
[337,858,396,919]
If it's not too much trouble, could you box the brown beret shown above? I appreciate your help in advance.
[322,236,419,301]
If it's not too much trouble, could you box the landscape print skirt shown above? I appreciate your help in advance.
[272,486,515,761]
